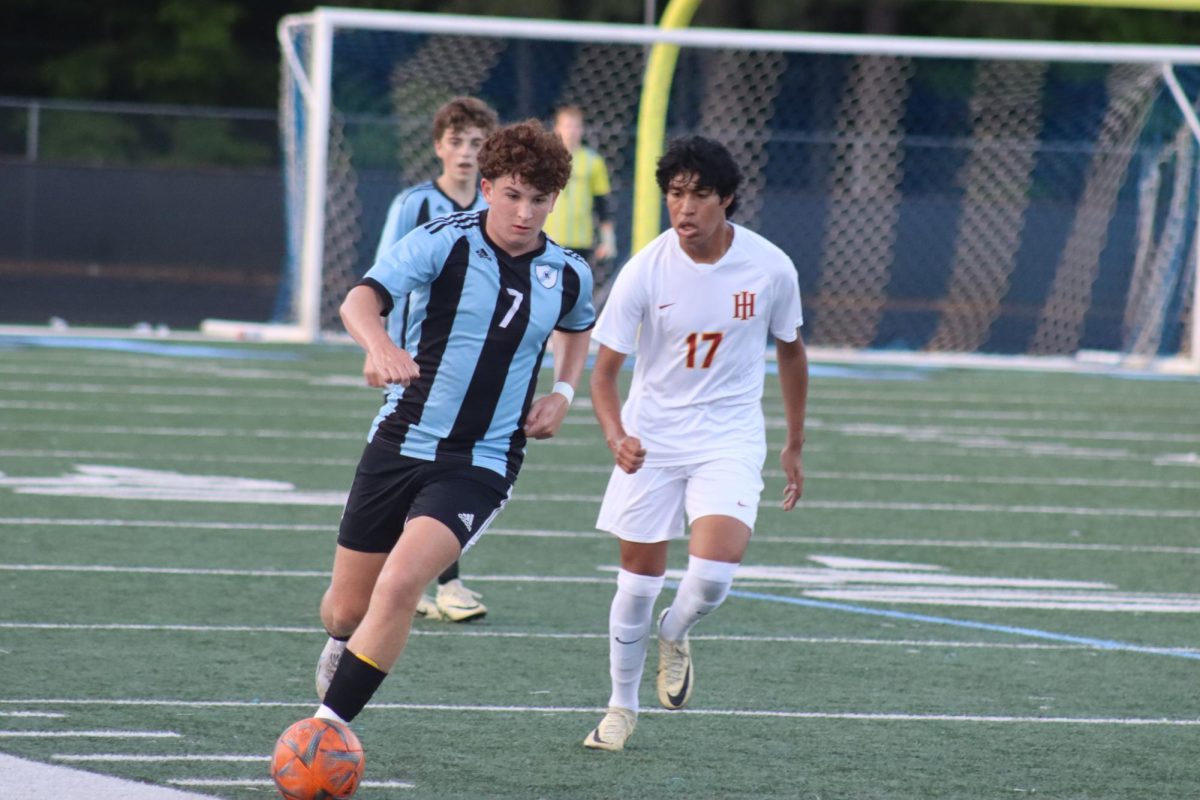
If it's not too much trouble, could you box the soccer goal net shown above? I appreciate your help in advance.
[275,9,1200,369]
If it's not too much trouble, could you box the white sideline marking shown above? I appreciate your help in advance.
[4,699,1197,726]
[806,590,1200,613]
[2,517,1198,555]
[0,711,64,718]
[0,730,180,738]
[0,444,1169,469]
[169,778,415,789]
[0,753,213,800]
[5,621,1161,651]
[0,422,597,447]
[55,754,265,762]
[6,453,1197,490]
[0,516,330,532]
[5,417,1199,445]
[1,395,1188,428]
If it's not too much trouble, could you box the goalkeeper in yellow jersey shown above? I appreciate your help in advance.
[545,104,617,280]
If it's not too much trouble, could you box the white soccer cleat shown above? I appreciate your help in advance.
[435,579,487,623]
[656,608,693,710]
[414,593,442,620]
[315,637,347,701]
[583,706,637,751]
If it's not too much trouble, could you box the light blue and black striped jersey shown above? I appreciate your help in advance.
[376,182,488,346]
[361,210,595,481]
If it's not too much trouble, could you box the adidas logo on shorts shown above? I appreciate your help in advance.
[458,512,475,531]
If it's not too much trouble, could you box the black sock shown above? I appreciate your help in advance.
[322,651,387,723]
[438,560,460,585]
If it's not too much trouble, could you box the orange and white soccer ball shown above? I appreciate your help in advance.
[271,717,364,800]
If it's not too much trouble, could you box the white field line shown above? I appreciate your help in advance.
[0,381,356,400]
[0,442,1186,467]
[3,518,1199,555]
[54,754,265,762]
[0,423,600,447]
[5,477,1196,516]
[798,419,1200,444]
[4,417,1198,445]
[1,448,1197,489]
[4,699,1198,727]
[512,496,1200,519]
[169,778,415,789]
[2,445,1190,473]
[2,622,1148,652]
[3,371,1193,411]
[0,753,214,800]
[0,711,64,718]
[0,516,331,531]
[0,730,180,738]
[1,397,1191,430]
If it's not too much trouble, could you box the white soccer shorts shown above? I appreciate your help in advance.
[596,456,765,543]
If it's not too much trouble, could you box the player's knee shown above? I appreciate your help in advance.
[320,588,369,635]
[370,571,426,615]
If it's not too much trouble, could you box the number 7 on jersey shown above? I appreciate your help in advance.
[685,332,723,368]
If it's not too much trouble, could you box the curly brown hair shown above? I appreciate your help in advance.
[431,96,499,141]
[477,119,572,195]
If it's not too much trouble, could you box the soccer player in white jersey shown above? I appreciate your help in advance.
[583,136,808,751]
[367,97,498,624]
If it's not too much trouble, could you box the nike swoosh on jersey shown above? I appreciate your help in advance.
[657,303,676,309]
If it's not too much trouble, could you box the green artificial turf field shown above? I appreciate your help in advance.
[0,337,1197,799]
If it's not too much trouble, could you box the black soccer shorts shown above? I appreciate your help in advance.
[337,439,512,553]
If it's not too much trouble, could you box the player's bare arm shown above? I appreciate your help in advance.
[776,331,809,510]
[525,328,591,439]
[589,344,646,474]
[340,284,420,387]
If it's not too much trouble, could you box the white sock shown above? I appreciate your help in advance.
[607,569,665,712]
[659,555,738,643]
[314,704,346,724]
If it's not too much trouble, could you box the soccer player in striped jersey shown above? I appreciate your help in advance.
[583,136,808,751]
[307,120,593,729]
[367,96,499,624]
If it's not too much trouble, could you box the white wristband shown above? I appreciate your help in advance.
[551,381,575,406]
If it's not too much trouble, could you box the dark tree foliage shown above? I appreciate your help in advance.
[2,0,1197,166]
[3,0,1198,106]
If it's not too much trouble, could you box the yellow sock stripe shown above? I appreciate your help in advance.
[353,651,381,670]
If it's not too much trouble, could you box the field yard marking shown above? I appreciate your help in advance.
[0,753,214,800]
[4,621,1161,652]
[0,564,332,578]
[728,589,1200,660]
[4,451,1196,490]
[2,519,1198,555]
[54,754,265,762]
[0,730,180,738]
[168,778,415,789]
[0,711,64,718]
[4,396,1196,432]
[7,469,1200,516]
[0,516,331,531]
[5,417,1199,445]
[3,699,1197,726]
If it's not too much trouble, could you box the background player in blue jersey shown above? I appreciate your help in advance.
[304,120,593,732]
[366,96,499,624]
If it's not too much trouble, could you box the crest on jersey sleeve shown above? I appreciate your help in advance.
[534,263,559,289]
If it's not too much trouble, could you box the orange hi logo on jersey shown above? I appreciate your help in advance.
[733,291,756,320]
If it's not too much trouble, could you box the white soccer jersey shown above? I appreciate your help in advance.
[593,223,803,467]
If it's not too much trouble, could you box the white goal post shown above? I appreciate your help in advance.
[267,8,1200,371]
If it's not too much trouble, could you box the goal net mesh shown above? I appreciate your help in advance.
[279,17,1199,362]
